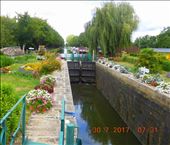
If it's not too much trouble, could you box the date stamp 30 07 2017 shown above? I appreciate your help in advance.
[91,127,158,134]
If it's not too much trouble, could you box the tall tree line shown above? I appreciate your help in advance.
[134,27,170,48]
[84,2,139,57]
[0,12,64,49]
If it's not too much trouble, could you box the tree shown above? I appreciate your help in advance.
[78,32,88,47]
[134,35,157,48]
[0,16,17,48]
[66,34,79,47]
[84,2,139,57]
[157,27,170,48]
[15,12,64,50]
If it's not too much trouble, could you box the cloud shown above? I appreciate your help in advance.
[1,1,170,42]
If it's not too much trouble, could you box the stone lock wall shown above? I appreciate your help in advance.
[96,63,170,145]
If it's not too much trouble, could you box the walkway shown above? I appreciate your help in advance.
[26,60,76,145]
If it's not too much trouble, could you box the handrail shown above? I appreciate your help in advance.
[0,95,26,145]
[59,98,65,145]
[59,98,82,145]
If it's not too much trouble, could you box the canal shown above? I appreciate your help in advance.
[71,84,142,145]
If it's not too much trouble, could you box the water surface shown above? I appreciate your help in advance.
[72,84,142,145]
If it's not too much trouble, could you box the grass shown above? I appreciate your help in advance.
[1,53,39,97]
[1,73,39,97]
[0,53,40,143]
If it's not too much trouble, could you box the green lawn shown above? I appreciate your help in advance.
[1,73,39,97]
[1,53,39,97]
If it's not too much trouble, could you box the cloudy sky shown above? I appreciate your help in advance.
[1,1,170,42]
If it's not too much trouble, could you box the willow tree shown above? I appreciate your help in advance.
[84,2,139,57]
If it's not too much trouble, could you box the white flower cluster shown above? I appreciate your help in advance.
[156,82,170,95]
[26,89,52,104]
[97,58,129,74]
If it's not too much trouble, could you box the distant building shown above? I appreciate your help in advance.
[153,48,170,53]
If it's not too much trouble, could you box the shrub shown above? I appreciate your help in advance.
[40,58,61,75]
[23,62,43,72]
[161,60,170,71]
[0,55,14,67]
[26,89,53,113]
[34,83,54,94]
[137,48,162,73]
[0,84,21,141]
[121,52,139,64]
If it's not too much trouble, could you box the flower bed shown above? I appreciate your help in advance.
[97,58,170,95]
[26,89,53,113]
[26,75,56,113]
[40,75,56,86]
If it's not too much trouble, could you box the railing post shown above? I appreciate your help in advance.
[22,96,26,145]
[66,123,75,145]
[1,121,7,145]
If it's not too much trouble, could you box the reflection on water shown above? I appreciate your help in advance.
[72,84,142,145]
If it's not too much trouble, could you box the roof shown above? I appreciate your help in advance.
[153,48,170,53]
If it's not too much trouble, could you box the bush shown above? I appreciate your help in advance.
[0,84,21,141]
[0,55,14,67]
[137,48,162,73]
[34,83,54,93]
[161,60,170,71]
[121,52,139,64]
[40,58,61,75]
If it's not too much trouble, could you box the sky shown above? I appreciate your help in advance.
[1,1,170,42]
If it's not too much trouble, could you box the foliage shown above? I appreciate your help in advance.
[40,75,56,86]
[0,84,21,140]
[134,27,170,48]
[161,60,170,71]
[34,83,54,94]
[0,16,17,48]
[84,2,139,56]
[166,54,170,60]
[23,55,61,75]
[134,35,157,48]
[66,35,79,47]
[137,48,162,73]
[0,55,14,67]
[26,89,53,113]
[1,13,64,50]
[157,27,170,48]
[40,58,61,75]
[23,61,43,72]
[14,53,36,64]
[121,52,139,64]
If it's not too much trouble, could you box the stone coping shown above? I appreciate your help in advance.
[97,62,170,110]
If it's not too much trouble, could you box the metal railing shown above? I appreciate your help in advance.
[0,95,26,145]
[59,98,82,145]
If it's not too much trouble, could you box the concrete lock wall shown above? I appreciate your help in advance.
[96,63,170,145]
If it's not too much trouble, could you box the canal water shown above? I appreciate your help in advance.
[71,84,142,145]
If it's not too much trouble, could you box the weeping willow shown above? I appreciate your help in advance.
[84,2,139,57]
